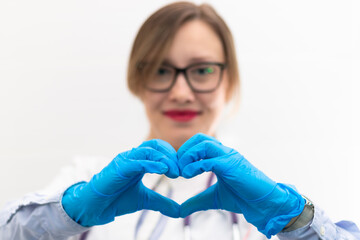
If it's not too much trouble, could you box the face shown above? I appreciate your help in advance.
[141,20,229,150]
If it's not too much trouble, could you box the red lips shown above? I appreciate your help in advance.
[163,110,200,122]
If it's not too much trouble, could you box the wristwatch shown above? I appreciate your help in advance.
[282,195,314,232]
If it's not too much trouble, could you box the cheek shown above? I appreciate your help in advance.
[199,81,228,112]
[198,91,227,115]
[142,93,165,118]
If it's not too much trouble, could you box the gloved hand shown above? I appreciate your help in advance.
[178,133,305,238]
[62,139,180,227]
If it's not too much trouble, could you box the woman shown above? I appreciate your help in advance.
[0,2,358,240]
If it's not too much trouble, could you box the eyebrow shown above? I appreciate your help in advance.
[162,56,222,66]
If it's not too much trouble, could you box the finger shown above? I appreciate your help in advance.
[178,140,230,173]
[138,139,179,178]
[183,155,278,201]
[129,147,179,178]
[115,156,169,178]
[180,184,218,218]
[138,139,177,160]
[142,188,180,218]
[181,157,224,178]
[177,133,219,160]
[91,159,168,196]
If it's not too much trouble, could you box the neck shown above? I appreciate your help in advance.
[146,131,217,151]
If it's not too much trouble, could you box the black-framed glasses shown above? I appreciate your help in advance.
[143,62,227,93]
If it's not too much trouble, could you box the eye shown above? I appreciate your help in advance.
[157,67,172,75]
[193,66,215,75]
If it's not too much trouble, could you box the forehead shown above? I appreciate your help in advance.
[164,20,225,67]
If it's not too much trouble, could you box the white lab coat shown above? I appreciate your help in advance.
[1,154,357,240]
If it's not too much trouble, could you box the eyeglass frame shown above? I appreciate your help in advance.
[141,62,227,93]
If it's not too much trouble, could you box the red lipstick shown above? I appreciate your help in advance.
[163,110,200,122]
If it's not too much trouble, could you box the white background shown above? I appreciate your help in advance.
[1,0,359,227]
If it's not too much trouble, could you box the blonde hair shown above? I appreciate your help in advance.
[127,1,240,103]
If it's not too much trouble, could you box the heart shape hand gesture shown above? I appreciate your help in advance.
[62,133,304,237]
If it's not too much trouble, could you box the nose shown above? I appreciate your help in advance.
[168,72,195,103]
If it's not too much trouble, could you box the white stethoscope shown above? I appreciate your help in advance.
[80,174,252,240]
[134,173,251,240]
[183,209,242,240]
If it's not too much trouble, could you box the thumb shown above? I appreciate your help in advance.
[180,184,218,218]
[142,187,180,218]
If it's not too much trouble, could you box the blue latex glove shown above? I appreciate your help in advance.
[62,139,180,227]
[178,133,305,238]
